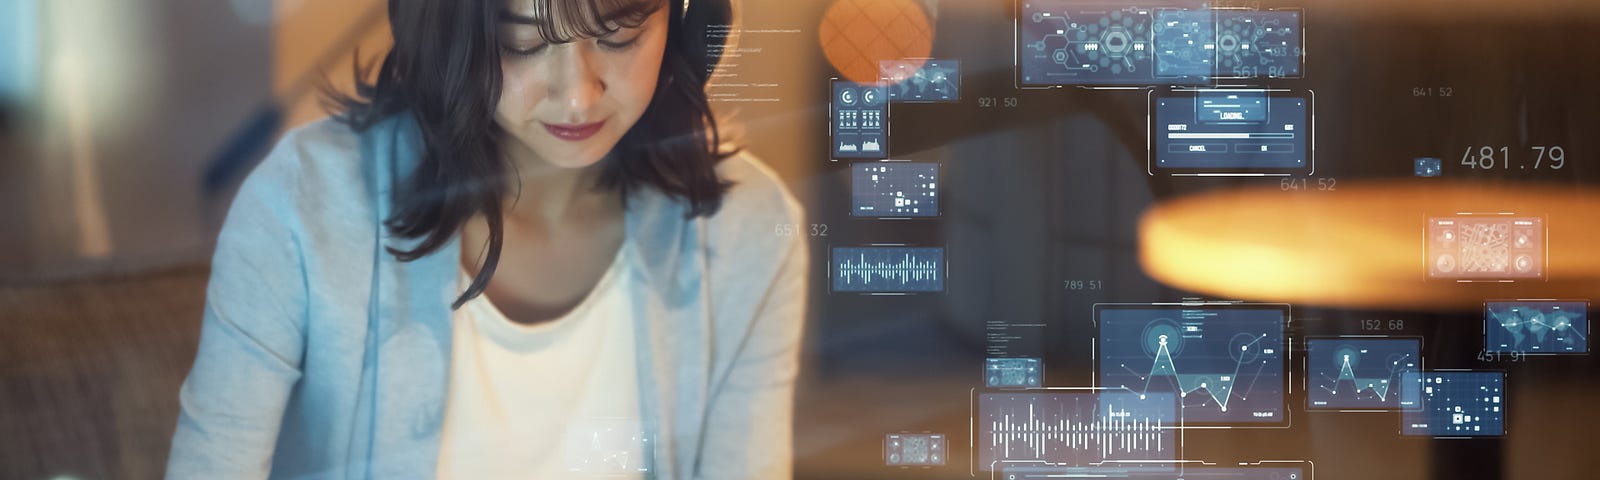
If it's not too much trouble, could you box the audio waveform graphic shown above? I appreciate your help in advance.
[976,391,1175,471]
[831,246,945,293]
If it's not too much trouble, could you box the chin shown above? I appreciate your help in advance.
[537,145,609,169]
[513,129,618,170]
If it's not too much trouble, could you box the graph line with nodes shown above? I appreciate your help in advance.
[1096,305,1288,424]
[1307,338,1421,410]
[1486,301,1589,354]
[1125,326,1268,413]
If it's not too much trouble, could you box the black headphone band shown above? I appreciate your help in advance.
[678,0,732,87]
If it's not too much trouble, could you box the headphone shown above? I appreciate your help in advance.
[677,0,733,88]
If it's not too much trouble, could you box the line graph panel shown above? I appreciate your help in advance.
[1096,304,1287,424]
[1306,338,1420,410]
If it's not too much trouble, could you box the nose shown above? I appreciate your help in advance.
[546,43,605,122]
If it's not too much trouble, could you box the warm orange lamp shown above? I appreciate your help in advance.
[818,0,935,84]
[1139,180,1600,311]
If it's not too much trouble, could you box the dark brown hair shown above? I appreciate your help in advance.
[330,0,733,309]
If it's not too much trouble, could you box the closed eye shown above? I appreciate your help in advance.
[501,44,548,56]
[597,31,643,51]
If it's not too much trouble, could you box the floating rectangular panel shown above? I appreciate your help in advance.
[1095,303,1289,425]
[1427,216,1544,280]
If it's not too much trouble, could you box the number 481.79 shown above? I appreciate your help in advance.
[1459,145,1565,170]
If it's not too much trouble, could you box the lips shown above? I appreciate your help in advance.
[542,120,606,142]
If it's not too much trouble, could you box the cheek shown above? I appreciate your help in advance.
[497,61,542,122]
[613,46,666,115]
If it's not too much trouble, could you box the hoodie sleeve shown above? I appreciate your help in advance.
[166,131,310,479]
[693,155,809,479]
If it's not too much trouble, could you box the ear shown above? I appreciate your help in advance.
[678,0,733,88]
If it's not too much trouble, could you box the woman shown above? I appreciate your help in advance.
[165,0,806,478]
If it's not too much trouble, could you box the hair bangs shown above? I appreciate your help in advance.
[520,0,665,44]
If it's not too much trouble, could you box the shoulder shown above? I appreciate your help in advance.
[235,116,381,230]
[698,150,808,294]
[256,117,369,197]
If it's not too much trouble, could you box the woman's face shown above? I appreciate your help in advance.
[494,0,669,170]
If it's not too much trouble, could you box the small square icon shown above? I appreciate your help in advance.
[1415,157,1442,177]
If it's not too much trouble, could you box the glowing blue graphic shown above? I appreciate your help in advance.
[830,246,944,293]
[880,59,961,102]
[1097,305,1287,424]
[884,433,945,466]
[851,162,938,217]
[986,358,1043,388]
[1152,8,1215,78]
[1415,157,1442,177]
[1153,90,1311,173]
[1486,301,1589,354]
[1400,371,1504,437]
[1019,3,1302,85]
[999,463,1306,480]
[1213,10,1302,78]
[1021,1,1204,86]
[977,391,1175,471]
[1198,90,1266,123]
[562,417,653,474]
[1307,338,1421,410]
[831,80,887,159]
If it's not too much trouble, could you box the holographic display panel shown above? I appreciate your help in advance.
[1020,3,1303,85]
[1306,338,1421,410]
[851,162,938,218]
[1151,89,1312,174]
[880,59,961,102]
[977,391,1176,471]
[830,80,887,159]
[830,246,944,293]
[1485,300,1589,354]
[986,357,1044,388]
[1427,216,1544,280]
[1213,9,1302,78]
[997,463,1307,480]
[884,433,945,466]
[1399,371,1505,437]
[1020,1,1207,86]
[1096,304,1288,424]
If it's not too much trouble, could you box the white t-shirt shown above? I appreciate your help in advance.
[435,247,649,479]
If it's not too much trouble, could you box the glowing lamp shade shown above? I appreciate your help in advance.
[818,0,934,84]
[1139,180,1600,311]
